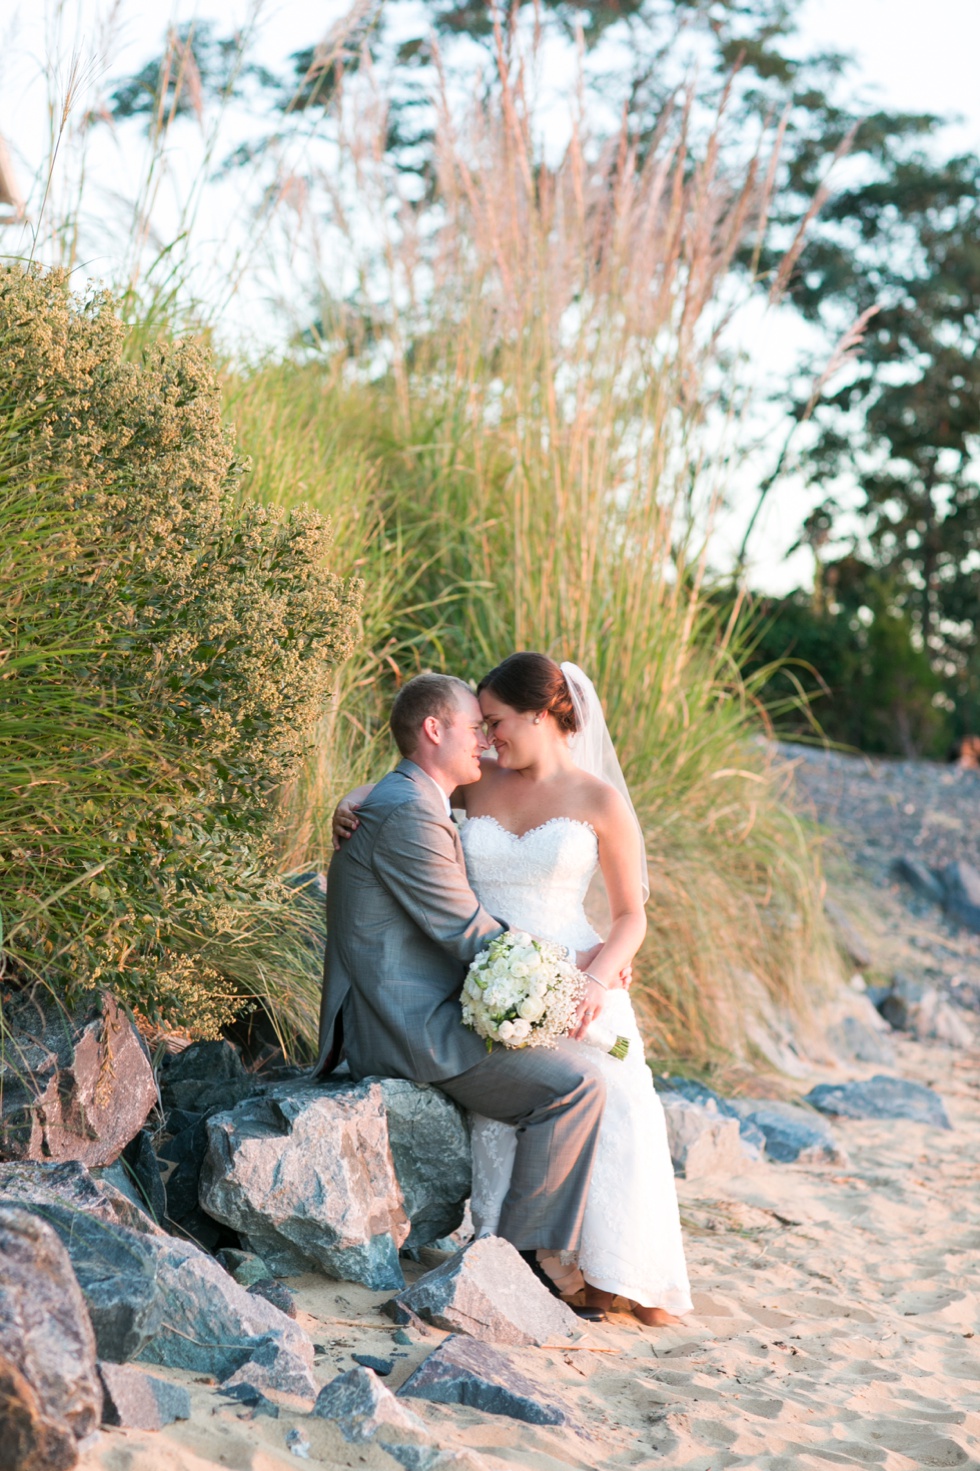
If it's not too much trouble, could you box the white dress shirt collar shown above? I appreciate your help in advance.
[417,766,452,816]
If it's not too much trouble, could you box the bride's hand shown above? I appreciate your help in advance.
[571,978,607,1040]
[331,799,361,851]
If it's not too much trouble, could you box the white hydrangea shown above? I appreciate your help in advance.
[459,930,586,1051]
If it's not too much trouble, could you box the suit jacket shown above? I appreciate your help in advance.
[314,759,505,1082]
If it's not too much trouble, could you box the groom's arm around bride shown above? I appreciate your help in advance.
[314,672,606,1261]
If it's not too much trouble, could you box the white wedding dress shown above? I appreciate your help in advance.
[460,813,692,1314]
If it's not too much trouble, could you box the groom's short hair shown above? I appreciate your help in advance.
[390,673,472,756]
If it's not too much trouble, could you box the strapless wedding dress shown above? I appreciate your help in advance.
[460,814,692,1313]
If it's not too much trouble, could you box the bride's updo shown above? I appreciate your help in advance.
[477,652,578,734]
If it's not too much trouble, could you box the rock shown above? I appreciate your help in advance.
[824,897,873,969]
[97,1362,190,1430]
[0,1206,102,1460]
[352,1354,394,1376]
[382,1236,580,1347]
[826,1014,895,1066]
[891,857,946,907]
[0,1164,164,1362]
[0,1353,78,1471]
[725,1099,845,1165]
[156,1116,222,1247]
[381,1448,488,1471]
[660,1094,757,1179]
[0,1162,314,1386]
[312,1366,427,1443]
[942,859,980,932]
[248,1278,297,1318]
[374,1078,471,1248]
[804,1075,951,1130]
[0,989,156,1167]
[218,1335,317,1407]
[121,1129,167,1224]
[657,1078,766,1154]
[161,1038,247,1095]
[875,973,975,1047]
[199,1080,409,1291]
[216,1247,271,1286]
[398,1336,575,1428]
[914,989,975,1048]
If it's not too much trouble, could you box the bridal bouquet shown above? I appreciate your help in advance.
[461,931,629,1058]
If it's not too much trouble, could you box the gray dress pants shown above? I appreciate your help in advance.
[437,1039,606,1254]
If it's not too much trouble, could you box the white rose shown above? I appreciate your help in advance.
[498,1020,516,1041]
[511,1018,532,1040]
[511,931,532,947]
[511,962,529,979]
[518,996,545,1021]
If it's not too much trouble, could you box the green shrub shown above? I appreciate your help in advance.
[0,264,360,1037]
[740,572,949,758]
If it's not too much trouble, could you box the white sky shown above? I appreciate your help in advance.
[2,0,979,589]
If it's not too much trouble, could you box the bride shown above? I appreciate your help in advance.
[335,652,691,1326]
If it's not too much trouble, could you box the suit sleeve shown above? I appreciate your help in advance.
[372,804,505,964]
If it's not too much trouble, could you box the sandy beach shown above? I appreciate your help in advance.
[78,749,980,1471]
[78,1024,980,1471]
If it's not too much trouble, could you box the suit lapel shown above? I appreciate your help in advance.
[398,759,465,863]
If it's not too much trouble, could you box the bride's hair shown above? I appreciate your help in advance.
[477,652,578,734]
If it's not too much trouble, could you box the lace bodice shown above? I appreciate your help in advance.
[459,815,602,953]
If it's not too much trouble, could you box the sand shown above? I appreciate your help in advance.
[78,1027,980,1471]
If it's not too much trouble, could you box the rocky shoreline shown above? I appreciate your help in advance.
[2,745,979,1470]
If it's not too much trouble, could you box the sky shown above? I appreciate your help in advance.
[2,0,980,589]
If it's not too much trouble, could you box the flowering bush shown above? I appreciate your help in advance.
[461,931,586,1049]
[0,265,360,1036]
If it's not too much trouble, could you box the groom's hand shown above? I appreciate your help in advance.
[571,978,607,1040]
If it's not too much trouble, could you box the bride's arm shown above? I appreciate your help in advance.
[570,788,646,1036]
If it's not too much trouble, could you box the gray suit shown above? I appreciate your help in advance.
[315,759,606,1252]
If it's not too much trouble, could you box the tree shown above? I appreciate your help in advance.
[767,147,980,732]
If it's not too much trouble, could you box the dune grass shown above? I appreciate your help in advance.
[224,38,843,1070]
[4,10,844,1069]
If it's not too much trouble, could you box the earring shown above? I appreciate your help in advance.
[532,716,541,725]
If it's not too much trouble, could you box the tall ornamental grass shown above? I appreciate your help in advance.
[228,33,843,1068]
[0,265,359,1041]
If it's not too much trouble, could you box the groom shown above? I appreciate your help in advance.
[315,673,606,1295]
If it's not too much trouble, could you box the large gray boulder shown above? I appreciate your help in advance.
[374,1078,471,1248]
[0,1206,102,1469]
[0,989,156,1166]
[0,1354,79,1471]
[805,1075,951,1130]
[725,1098,845,1165]
[0,1162,314,1391]
[384,1236,581,1347]
[399,1336,576,1428]
[659,1094,758,1179]
[200,1080,410,1291]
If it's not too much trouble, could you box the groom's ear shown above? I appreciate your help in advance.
[420,713,443,747]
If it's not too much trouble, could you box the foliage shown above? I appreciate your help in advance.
[225,35,843,1069]
[774,151,980,670]
[738,568,949,758]
[0,264,359,1038]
